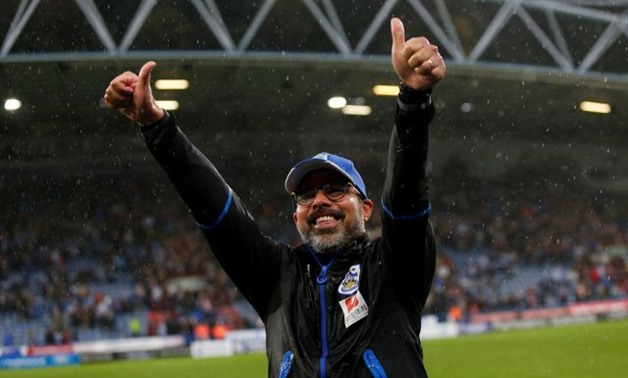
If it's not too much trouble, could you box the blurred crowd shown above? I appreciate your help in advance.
[425,160,628,320]
[1,159,627,346]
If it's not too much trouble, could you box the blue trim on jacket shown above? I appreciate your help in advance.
[380,198,431,220]
[196,187,233,230]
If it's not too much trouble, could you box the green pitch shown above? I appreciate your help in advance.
[2,318,626,377]
[425,318,628,377]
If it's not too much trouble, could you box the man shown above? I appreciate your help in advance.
[104,17,445,378]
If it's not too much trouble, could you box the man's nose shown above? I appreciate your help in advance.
[311,188,331,205]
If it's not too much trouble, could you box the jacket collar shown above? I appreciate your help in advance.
[303,234,369,274]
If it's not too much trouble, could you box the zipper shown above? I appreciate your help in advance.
[307,246,339,378]
[363,349,388,377]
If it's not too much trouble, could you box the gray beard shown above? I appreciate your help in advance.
[300,219,365,255]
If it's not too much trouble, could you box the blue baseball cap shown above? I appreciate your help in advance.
[284,152,368,199]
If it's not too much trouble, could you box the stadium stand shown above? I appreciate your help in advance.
[1,161,627,348]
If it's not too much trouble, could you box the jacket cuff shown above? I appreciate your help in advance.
[397,83,432,112]
[139,111,171,134]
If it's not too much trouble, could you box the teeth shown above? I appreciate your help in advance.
[316,216,335,224]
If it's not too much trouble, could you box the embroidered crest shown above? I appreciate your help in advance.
[338,264,361,295]
[339,290,368,328]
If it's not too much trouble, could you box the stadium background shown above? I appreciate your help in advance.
[1,0,627,369]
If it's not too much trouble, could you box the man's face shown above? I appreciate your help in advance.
[292,169,373,254]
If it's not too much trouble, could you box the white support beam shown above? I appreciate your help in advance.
[1,0,40,57]
[75,0,117,52]
[0,0,625,81]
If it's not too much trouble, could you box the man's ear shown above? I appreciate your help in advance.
[362,199,374,221]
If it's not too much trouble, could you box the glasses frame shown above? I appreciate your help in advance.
[292,182,357,207]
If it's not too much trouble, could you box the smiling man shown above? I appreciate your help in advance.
[286,157,373,254]
[104,16,445,378]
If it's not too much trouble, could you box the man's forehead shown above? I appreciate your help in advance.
[298,169,346,187]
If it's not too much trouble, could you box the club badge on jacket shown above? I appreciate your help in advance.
[338,264,369,328]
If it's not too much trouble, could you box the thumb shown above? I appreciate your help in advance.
[124,61,163,125]
[138,61,157,90]
[390,17,405,51]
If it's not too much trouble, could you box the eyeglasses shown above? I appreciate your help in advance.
[293,182,356,206]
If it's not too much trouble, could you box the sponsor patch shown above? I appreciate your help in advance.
[338,264,361,295]
[339,290,368,328]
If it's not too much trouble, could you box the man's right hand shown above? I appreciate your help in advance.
[103,61,164,126]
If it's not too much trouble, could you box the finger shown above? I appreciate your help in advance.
[103,89,132,109]
[109,71,137,92]
[406,38,433,66]
[104,77,134,105]
[390,17,405,52]
[414,60,434,76]
[415,57,446,81]
[424,56,443,72]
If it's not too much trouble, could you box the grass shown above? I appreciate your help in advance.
[424,318,628,378]
[0,354,267,378]
[1,318,626,377]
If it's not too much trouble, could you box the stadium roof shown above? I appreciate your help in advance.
[1,0,627,191]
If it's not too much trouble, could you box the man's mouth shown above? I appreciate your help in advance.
[310,213,344,231]
[315,215,336,225]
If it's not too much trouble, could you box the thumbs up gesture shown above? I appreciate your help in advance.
[103,61,164,126]
[390,17,446,91]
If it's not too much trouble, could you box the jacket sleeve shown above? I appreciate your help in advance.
[380,84,437,308]
[140,112,283,317]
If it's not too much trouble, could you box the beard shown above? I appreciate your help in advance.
[298,211,366,255]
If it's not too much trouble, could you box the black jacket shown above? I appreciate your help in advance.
[142,86,437,377]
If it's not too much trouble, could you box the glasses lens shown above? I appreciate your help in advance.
[323,183,349,200]
[295,187,317,206]
[295,182,351,206]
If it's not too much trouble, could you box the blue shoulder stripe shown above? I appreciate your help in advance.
[196,187,233,230]
[381,197,431,221]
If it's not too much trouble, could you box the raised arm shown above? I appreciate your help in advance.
[381,18,446,305]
